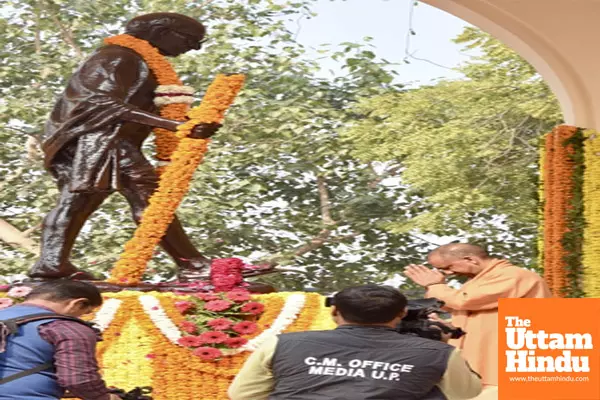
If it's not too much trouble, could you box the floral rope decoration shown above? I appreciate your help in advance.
[103,34,190,167]
[582,129,600,297]
[108,74,245,285]
[542,131,555,290]
[537,134,547,272]
[548,125,579,297]
[561,127,585,298]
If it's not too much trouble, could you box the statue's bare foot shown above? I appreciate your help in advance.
[28,261,100,281]
[176,257,211,282]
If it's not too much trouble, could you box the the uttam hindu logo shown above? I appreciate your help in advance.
[498,298,600,400]
[504,316,592,373]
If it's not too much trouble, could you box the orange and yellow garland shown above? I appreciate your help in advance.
[104,34,185,165]
[71,291,327,400]
[541,125,581,297]
[102,34,245,285]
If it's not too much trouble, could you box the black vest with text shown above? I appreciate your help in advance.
[269,325,453,400]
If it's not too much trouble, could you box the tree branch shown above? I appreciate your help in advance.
[317,175,336,225]
[45,6,83,58]
[34,6,42,54]
[0,218,40,255]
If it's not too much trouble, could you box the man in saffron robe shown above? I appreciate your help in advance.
[403,243,552,395]
[28,13,220,281]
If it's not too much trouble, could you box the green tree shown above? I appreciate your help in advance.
[0,0,433,292]
[341,27,563,269]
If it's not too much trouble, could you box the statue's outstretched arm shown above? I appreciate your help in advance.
[120,108,180,131]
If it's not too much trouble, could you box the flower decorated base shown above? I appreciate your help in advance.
[0,290,335,400]
[0,279,277,294]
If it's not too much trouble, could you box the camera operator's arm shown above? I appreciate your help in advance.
[228,336,277,400]
[436,349,482,399]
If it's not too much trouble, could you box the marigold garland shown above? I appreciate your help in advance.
[582,129,600,297]
[541,125,582,297]
[103,34,186,165]
[550,125,574,296]
[537,134,547,272]
[107,74,245,285]
[561,128,585,298]
[58,291,332,400]
[542,132,555,290]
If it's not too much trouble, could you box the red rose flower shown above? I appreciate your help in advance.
[210,258,244,291]
[174,300,195,314]
[232,321,258,335]
[194,293,219,301]
[199,331,228,344]
[207,318,233,331]
[241,302,265,315]
[193,346,223,361]
[177,335,204,347]
[180,321,197,334]
[212,275,238,288]
[226,290,251,302]
[204,300,233,312]
[224,337,248,349]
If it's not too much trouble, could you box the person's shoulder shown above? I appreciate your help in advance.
[44,318,98,340]
[502,263,545,281]
[397,334,454,351]
[278,329,331,340]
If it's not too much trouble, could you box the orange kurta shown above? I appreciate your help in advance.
[425,259,552,387]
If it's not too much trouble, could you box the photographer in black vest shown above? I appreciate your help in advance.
[228,284,482,400]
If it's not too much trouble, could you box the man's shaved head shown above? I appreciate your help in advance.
[429,243,489,263]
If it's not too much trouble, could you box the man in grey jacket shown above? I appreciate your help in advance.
[228,284,482,400]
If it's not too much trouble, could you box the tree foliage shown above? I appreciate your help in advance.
[0,0,434,292]
[341,27,563,269]
[0,3,559,291]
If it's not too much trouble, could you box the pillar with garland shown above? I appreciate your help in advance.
[538,124,600,298]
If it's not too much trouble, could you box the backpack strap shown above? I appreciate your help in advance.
[0,362,53,385]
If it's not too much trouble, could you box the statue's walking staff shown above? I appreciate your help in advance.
[102,33,245,286]
[107,73,245,286]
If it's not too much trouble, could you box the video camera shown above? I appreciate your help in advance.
[396,298,465,341]
[323,296,465,342]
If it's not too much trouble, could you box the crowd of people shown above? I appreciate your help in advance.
[0,242,552,400]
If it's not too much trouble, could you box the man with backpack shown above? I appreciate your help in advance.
[0,280,120,400]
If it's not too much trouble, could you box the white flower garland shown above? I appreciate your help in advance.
[237,293,306,353]
[154,84,195,106]
[91,298,122,332]
[139,295,182,344]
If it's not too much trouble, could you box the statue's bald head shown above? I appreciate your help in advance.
[124,13,206,56]
[126,13,205,37]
